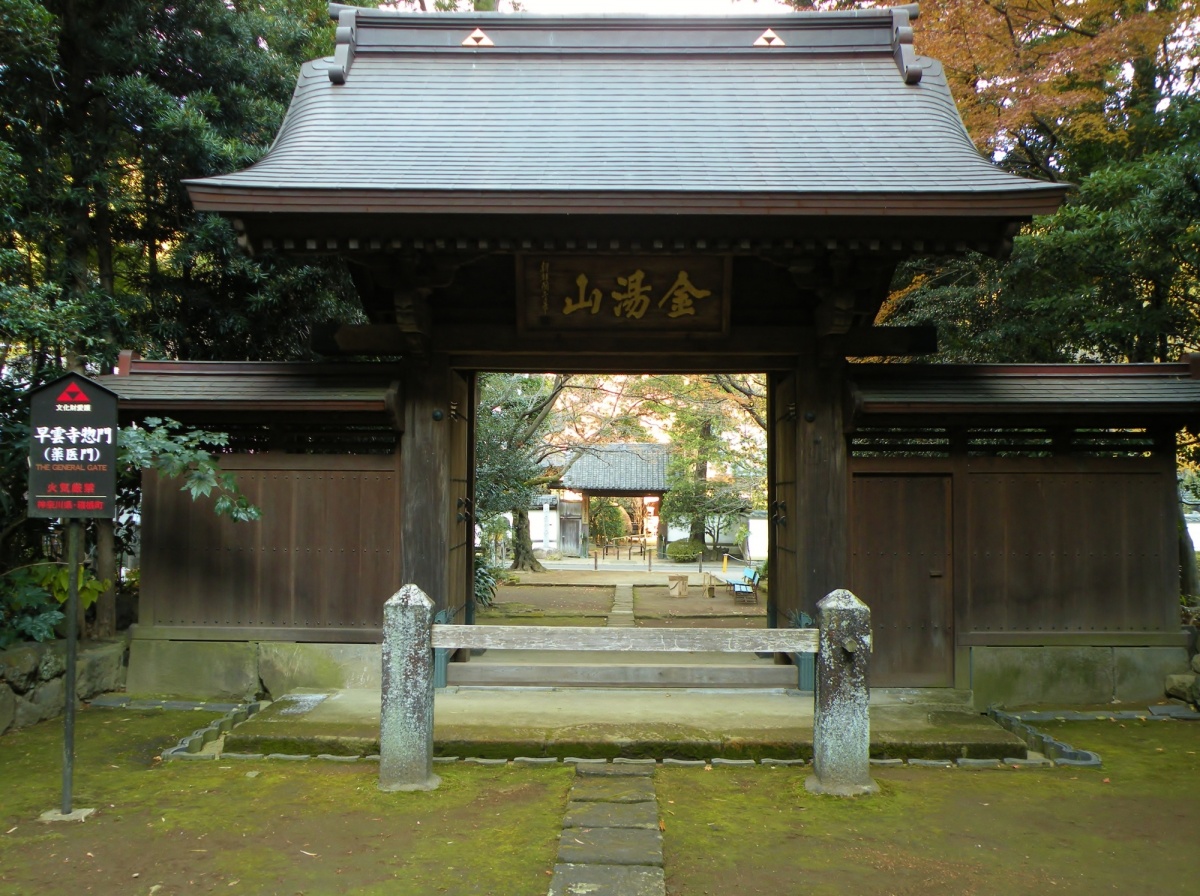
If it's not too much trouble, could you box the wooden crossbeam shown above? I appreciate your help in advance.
[431,624,817,654]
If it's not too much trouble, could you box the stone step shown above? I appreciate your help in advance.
[446,663,799,688]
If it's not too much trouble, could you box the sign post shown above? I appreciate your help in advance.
[27,373,119,823]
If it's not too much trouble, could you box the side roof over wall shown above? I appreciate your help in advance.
[185,4,1066,249]
[849,361,1200,428]
[98,353,402,424]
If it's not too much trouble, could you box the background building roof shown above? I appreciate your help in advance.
[561,444,670,495]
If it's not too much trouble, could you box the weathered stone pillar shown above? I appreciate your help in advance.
[806,589,878,796]
[379,585,441,792]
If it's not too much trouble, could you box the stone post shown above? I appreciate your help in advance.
[806,589,878,796]
[379,584,441,792]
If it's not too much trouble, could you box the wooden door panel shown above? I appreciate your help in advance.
[850,474,953,687]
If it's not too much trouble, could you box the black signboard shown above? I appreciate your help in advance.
[27,373,119,519]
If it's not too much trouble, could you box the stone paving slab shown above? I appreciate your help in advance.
[548,863,666,896]
[563,800,660,830]
[577,764,655,778]
[557,828,664,867]
[570,777,657,803]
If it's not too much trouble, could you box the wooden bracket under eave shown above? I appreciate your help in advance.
[843,381,864,434]
[384,380,404,433]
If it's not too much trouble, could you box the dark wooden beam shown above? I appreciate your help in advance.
[843,326,937,357]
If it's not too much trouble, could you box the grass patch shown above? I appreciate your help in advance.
[0,708,571,896]
[658,719,1200,895]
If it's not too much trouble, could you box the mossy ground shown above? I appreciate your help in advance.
[658,718,1200,895]
[0,708,570,896]
[4,710,1195,894]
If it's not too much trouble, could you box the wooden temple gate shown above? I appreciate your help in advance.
[107,6,1193,701]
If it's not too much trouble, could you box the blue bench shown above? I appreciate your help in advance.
[713,566,760,603]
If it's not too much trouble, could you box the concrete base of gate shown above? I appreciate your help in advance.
[220,686,1024,762]
[969,645,1190,708]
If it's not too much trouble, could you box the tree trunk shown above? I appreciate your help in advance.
[93,520,116,638]
[689,421,712,544]
[509,508,545,572]
[1179,501,1199,600]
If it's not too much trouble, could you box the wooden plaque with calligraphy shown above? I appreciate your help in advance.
[517,256,731,334]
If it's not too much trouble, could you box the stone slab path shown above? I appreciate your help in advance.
[606,584,636,628]
[548,764,665,896]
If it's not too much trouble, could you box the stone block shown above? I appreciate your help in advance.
[75,641,127,700]
[1165,673,1197,701]
[0,683,15,734]
[970,647,1115,708]
[548,864,665,896]
[1115,647,1190,702]
[563,800,660,830]
[956,758,1002,769]
[577,764,654,778]
[14,678,65,728]
[257,642,380,698]
[1192,653,1200,675]
[0,644,41,693]
[125,640,259,701]
[570,778,656,804]
[557,828,663,867]
[38,643,65,681]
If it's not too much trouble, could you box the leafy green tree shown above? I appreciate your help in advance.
[883,98,1200,364]
[659,404,756,552]
[588,499,630,544]
[0,0,360,637]
[475,373,571,572]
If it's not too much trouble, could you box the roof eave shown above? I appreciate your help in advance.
[185,185,1069,220]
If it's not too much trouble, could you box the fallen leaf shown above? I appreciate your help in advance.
[1102,778,1111,784]
[658,820,666,832]
[5,827,16,835]
[300,850,318,857]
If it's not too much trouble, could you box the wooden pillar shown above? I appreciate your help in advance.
[399,358,454,610]
[794,356,849,610]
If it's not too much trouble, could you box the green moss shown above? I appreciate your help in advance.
[0,709,572,896]
[658,720,1200,895]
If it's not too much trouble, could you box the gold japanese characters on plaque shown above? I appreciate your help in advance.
[518,256,730,334]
